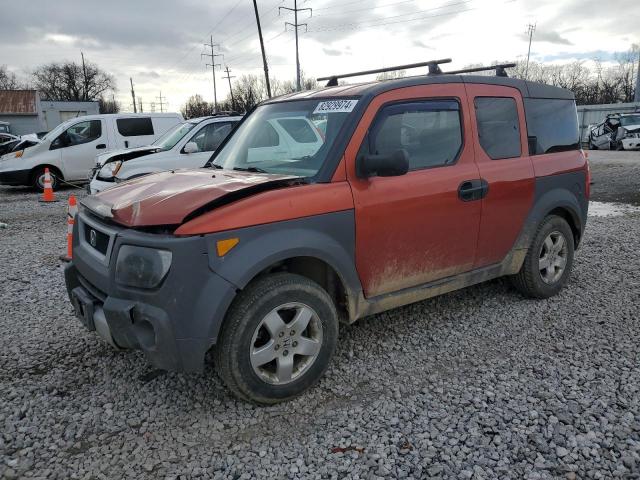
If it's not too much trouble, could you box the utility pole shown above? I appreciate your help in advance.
[202,36,223,112]
[80,52,88,101]
[634,45,640,103]
[280,0,312,91]
[138,98,143,113]
[253,0,272,98]
[525,23,536,80]
[222,66,236,111]
[130,77,137,113]
[156,91,167,113]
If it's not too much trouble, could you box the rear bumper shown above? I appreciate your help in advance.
[64,213,239,372]
[0,168,30,186]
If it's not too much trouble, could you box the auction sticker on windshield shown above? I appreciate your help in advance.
[313,100,358,114]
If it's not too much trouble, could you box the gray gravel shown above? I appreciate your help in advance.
[1,155,640,479]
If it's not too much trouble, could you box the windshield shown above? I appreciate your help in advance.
[212,99,356,177]
[621,115,640,127]
[152,121,197,150]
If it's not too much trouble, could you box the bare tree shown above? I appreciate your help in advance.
[181,94,213,119]
[509,48,637,105]
[230,75,266,113]
[0,65,23,90]
[98,96,121,114]
[32,61,115,101]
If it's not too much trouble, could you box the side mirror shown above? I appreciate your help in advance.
[356,149,409,178]
[183,141,199,154]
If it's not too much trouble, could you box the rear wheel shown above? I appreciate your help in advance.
[510,215,575,299]
[31,167,60,192]
[214,273,339,404]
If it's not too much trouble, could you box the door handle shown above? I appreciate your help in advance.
[458,179,489,202]
[96,144,106,149]
[124,141,129,148]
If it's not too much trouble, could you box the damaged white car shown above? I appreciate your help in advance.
[88,114,241,194]
[588,113,640,151]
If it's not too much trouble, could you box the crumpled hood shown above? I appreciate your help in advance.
[623,124,640,134]
[96,145,162,166]
[81,168,300,227]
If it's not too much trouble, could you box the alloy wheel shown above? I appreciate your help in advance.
[538,231,568,284]
[249,302,323,385]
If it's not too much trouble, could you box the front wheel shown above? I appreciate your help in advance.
[214,273,339,404]
[510,215,575,299]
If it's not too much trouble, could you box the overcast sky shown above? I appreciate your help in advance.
[2,0,638,112]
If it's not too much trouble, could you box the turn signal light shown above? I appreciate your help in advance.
[216,238,239,257]
[14,150,23,158]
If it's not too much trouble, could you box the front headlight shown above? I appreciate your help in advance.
[115,245,172,289]
[98,160,123,179]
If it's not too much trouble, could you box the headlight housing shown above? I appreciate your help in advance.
[115,245,172,289]
[98,160,123,179]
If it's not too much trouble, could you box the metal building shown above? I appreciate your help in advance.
[0,90,99,135]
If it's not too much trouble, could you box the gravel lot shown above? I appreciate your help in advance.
[1,151,639,479]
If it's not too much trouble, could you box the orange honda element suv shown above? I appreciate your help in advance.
[65,60,589,404]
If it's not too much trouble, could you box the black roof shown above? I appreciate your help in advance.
[266,74,575,104]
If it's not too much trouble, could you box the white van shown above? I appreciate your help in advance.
[89,115,241,194]
[0,113,182,190]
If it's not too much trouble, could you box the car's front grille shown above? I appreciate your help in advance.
[77,212,118,264]
[83,224,110,255]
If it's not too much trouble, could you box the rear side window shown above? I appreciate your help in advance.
[116,117,154,137]
[525,99,580,155]
[368,100,463,170]
[249,121,280,148]
[277,118,317,143]
[189,122,234,152]
[474,97,521,160]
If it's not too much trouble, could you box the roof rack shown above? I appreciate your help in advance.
[317,58,452,87]
[317,59,517,87]
[444,63,517,77]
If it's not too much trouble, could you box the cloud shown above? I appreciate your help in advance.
[1,0,638,111]
[523,30,573,46]
[323,48,343,57]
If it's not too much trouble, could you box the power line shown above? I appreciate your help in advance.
[202,36,224,111]
[280,0,312,91]
[130,77,137,113]
[525,23,537,79]
[306,2,499,33]
[222,66,236,110]
[253,0,273,97]
[156,91,167,113]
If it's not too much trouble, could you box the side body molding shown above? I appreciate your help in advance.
[205,210,363,316]
[513,170,588,253]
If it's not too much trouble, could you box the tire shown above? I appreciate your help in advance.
[32,167,60,192]
[510,215,575,299]
[214,272,339,404]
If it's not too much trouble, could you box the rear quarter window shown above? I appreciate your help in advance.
[524,99,580,155]
[474,97,521,160]
[277,118,317,143]
[116,117,154,137]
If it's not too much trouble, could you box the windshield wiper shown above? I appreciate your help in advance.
[233,166,268,173]
[210,163,223,169]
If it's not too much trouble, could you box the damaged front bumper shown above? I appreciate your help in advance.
[64,211,238,372]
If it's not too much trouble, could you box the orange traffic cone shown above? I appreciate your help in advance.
[60,195,78,262]
[39,167,58,203]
